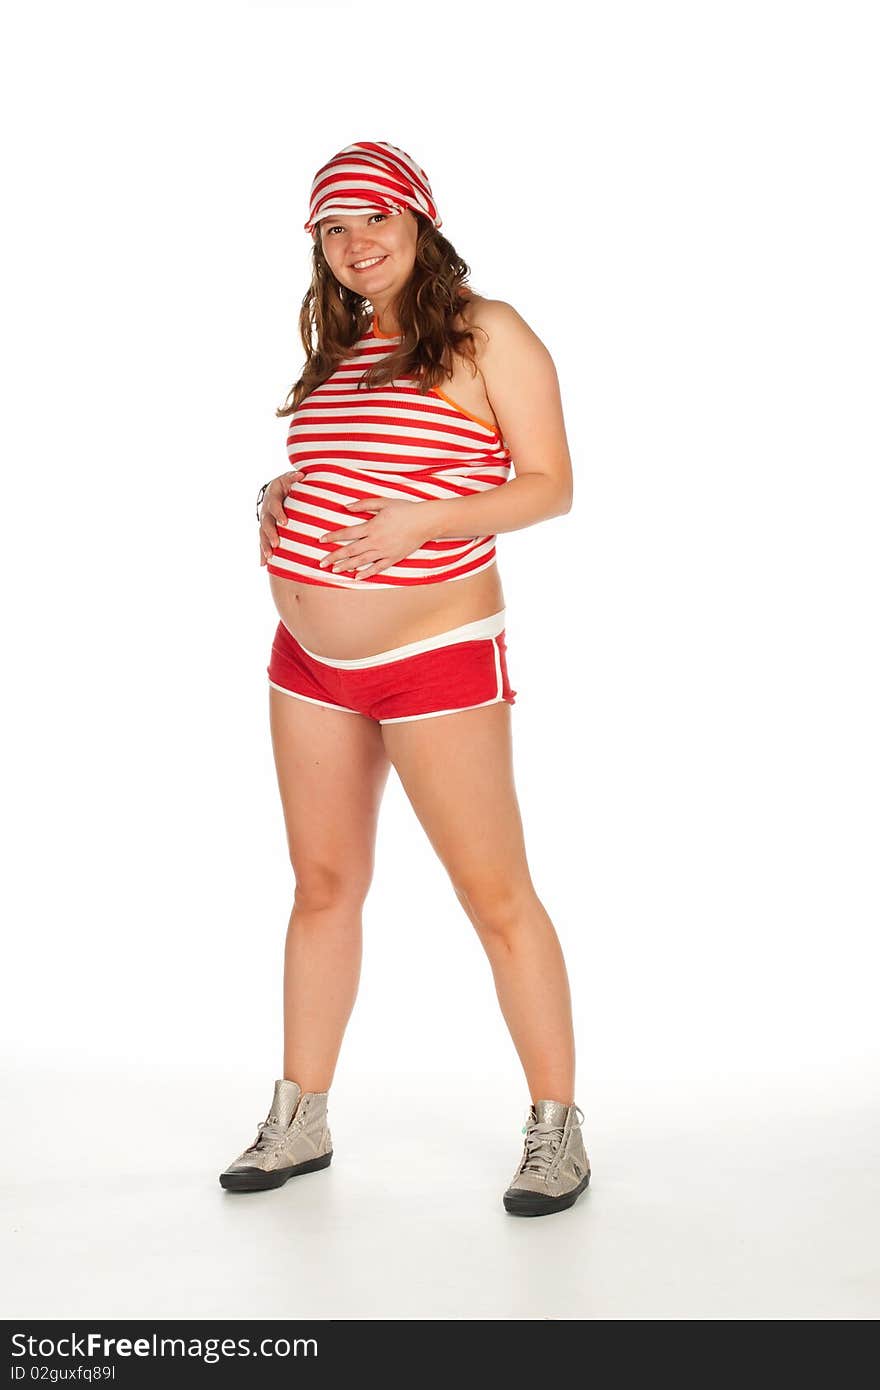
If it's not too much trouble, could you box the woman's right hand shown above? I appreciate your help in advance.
[259,469,303,565]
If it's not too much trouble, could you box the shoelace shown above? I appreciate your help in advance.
[246,1119,290,1154]
[520,1104,585,1176]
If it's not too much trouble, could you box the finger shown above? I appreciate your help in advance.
[260,472,302,539]
[326,546,374,572]
[336,529,371,544]
[318,527,358,544]
[275,471,303,519]
[337,551,382,575]
[322,549,359,571]
[353,560,386,580]
[263,470,301,500]
[265,496,296,546]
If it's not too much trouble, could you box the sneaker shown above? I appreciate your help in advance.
[219,1078,333,1192]
[503,1100,591,1216]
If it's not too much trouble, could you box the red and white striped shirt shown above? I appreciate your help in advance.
[267,317,512,588]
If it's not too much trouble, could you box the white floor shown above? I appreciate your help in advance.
[2,1063,877,1320]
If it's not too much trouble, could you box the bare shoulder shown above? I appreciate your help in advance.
[457,294,546,361]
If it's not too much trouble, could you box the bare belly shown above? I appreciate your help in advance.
[268,563,506,659]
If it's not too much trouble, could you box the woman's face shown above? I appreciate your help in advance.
[319,210,418,308]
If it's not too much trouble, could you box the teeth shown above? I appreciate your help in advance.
[353,256,385,269]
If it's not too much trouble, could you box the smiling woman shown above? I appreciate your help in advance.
[263,187,522,658]
[262,196,572,658]
[226,140,588,1220]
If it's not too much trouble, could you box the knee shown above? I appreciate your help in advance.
[292,857,372,915]
[453,873,536,942]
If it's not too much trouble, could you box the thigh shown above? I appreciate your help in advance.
[380,702,532,909]
[269,687,392,900]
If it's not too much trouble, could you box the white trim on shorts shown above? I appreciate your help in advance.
[378,632,506,723]
[287,608,507,669]
[268,681,509,723]
[267,680,362,714]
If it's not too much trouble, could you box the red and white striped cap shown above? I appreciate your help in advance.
[304,140,442,238]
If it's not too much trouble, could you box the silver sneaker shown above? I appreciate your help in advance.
[219,1079,333,1192]
[503,1100,591,1216]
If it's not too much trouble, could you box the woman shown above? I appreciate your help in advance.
[219,141,590,1217]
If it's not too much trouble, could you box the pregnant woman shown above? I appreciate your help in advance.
[219,141,590,1217]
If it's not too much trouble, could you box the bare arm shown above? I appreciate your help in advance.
[420,300,574,540]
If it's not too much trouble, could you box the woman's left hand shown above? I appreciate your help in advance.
[317,498,437,579]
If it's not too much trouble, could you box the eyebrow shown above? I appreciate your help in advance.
[320,214,375,228]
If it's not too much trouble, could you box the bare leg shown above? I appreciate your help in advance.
[380,703,576,1104]
[269,688,392,1091]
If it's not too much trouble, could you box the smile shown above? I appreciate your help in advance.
[350,255,388,271]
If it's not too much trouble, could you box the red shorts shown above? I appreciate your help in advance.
[267,609,517,724]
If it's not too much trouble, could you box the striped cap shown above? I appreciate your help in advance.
[304,140,442,238]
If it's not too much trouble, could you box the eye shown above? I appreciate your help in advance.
[326,213,387,236]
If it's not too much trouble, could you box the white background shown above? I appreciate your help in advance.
[1,0,877,1320]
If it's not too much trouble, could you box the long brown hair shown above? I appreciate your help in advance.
[276,213,485,419]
